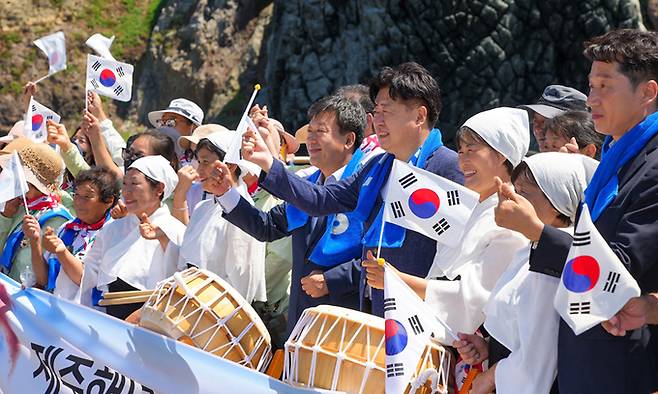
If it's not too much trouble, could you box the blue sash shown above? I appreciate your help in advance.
[584,111,658,222]
[361,129,444,248]
[0,207,73,273]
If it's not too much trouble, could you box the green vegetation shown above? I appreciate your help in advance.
[80,0,165,61]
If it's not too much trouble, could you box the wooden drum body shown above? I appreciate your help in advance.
[139,268,271,372]
[283,305,450,393]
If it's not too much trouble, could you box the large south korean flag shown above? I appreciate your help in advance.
[383,160,479,245]
[85,54,133,102]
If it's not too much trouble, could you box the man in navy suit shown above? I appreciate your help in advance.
[209,62,463,318]
[212,95,366,334]
[495,29,658,393]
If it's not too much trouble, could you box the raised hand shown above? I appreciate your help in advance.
[202,160,233,196]
[86,91,107,121]
[22,82,38,111]
[110,200,128,220]
[493,177,544,241]
[42,226,66,254]
[138,213,162,240]
[241,128,274,171]
[46,119,72,150]
[81,110,101,140]
[362,250,386,290]
[559,137,580,154]
[176,165,200,194]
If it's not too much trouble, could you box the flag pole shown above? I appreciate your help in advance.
[238,84,261,126]
[15,153,30,216]
[33,74,51,84]
[375,216,386,260]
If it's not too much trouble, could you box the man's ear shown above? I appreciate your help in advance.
[416,105,428,128]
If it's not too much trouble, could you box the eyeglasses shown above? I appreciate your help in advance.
[156,118,178,128]
[121,148,145,162]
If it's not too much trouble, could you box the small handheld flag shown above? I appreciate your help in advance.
[554,203,641,335]
[33,31,67,82]
[85,33,116,60]
[0,151,30,214]
[383,160,479,245]
[85,54,133,102]
[384,263,453,393]
[225,84,261,165]
[23,96,60,143]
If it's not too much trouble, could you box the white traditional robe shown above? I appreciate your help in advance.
[424,194,527,344]
[484,238,563,394]
[178,183,266,303]
[80,205,186,307]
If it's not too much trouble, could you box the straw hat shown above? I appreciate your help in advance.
[16,144,64,195]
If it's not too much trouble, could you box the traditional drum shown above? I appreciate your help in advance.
[283,305,450,394]
[139,267,272,372]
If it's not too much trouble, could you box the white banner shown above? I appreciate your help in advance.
[0,274,322,394]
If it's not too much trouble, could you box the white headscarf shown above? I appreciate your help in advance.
[523,152,598,221]
[203,131,261,176]
[128,155,178,200]
[462,107,530,167]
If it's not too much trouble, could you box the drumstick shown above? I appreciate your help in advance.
[98,294,152,306]
[459,368,480,394]
[101,290,154,300]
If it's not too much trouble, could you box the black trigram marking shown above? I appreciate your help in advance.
[116,66,125,77]
[572,231,591,247]
[46,115,53,120]
[408,314,424,335]
[91,60,101,71]
[432,218,451,236]
[447,190,460,206]
[390,201,405,219]
[383,297,396,312]
[603,271,620,293]
[113,85,124,96]
[386,363,404,378]
[399,172,417,189]
[90,79,99,89]
[31,104,36,112]
[569,301,591,315]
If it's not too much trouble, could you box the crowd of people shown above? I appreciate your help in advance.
[1,28,658,393]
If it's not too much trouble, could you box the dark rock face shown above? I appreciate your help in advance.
[265,0,643,142]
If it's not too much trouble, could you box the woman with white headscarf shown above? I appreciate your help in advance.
[456,152,597,394]
[80,155,186,319]
[364,107,530,344]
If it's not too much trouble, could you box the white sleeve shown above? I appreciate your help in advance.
[216,187,241,213]
[99,118,126,166]
[79,227,106,307]
[494,273,560,394]
[425,231,527,344]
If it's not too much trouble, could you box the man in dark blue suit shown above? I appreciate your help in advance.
[495,29,658,393]
[209,62,464,318]
[213,95,366,334]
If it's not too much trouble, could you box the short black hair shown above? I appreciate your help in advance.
[75,166,122,206]
[132,129,179,171]
[584,29,658,87]
[369,62,442,127]
[335,84,375,114]
[195,139,241,178]
[456,126,514,175]
[544,111,604,159]
[307,95,366,152]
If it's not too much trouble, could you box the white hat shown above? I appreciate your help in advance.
[148,98,204,128]
[463,107,530,167]
[201,131,261,176]
[128,155,178,200]
[523,152,598,221]
[178,124,230,151]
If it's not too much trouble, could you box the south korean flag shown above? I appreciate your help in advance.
[384,264,452,393]
[384,160,479,245]
[85,54,133,102]
[23,96,60,143]
[554,203,640,335]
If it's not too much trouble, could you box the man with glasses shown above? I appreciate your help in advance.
[148,98,205,166]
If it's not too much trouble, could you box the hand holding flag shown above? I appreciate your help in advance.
[21,215,41,242]
[602,296,652,336]
[554,203,641,335]
[46,119,71,149]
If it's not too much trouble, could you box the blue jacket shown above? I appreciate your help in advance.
[529,133,658,393]
[260,146,463,317]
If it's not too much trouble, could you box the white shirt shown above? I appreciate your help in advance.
[484,237,564,394]
[178,182,267,303]
[80,205,186,306]
[424,194,527,344]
